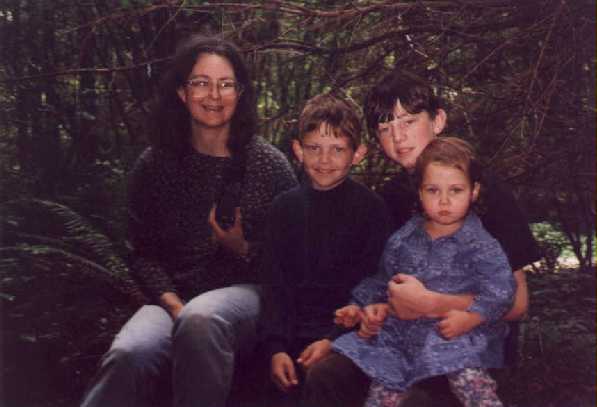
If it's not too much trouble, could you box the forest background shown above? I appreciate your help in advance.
[0,1,595,406]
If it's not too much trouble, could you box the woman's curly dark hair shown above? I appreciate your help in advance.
[149,34,257,156]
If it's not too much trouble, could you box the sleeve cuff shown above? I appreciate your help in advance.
[323,325,351,341]
[264,339,287,360]
[239,240,261,264]
[467,301,503,324]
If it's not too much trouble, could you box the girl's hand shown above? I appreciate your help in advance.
[437,310,483,339]
[358,303,389,338]
[334,305,363,328]
[208,206,249,256]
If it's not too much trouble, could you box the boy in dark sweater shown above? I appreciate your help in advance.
[259,94,392,405]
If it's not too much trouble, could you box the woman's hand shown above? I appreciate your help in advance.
[159,292,185,320]
[334,305,363,328]
[357,303,389,338]
[208,206,249,256]
[271,352,298,392]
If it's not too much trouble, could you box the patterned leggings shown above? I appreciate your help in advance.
[364,368,503,407]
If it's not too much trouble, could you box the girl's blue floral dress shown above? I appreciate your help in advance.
[332,213,516,391]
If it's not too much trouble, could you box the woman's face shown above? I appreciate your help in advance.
[177,53,241,132]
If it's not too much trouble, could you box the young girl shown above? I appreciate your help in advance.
[332,137,515,407]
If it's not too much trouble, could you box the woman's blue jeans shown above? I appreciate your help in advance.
[80,284,261,407]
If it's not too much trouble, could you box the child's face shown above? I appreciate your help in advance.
[377,101,446,171]
[292,123,366,191]
[418,162,480,237]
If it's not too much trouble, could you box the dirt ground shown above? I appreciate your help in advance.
[497,268,596,407]
[2,267,595,407]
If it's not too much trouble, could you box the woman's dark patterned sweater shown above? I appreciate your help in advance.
[128,137,297,302]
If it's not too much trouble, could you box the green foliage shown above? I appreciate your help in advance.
[1,198,147,304]
[1,198,145,405]
[530,222,597,270]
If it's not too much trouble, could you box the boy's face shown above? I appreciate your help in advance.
[418,162,480,237]
[293,123,366,191]
[377,101,446,171]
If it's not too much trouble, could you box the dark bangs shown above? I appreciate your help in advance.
[364,71,442,140]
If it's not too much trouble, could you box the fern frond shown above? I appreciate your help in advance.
[0,245,146,306]
[1,199,147,305]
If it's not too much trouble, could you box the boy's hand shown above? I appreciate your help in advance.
[297,339,332,369]
[208,206,249,256]
[271,352,298,392]
[437,310,483,339]
[358,303,389,338]
[334,305,363,328]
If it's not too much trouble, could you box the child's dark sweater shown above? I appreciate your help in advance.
[260,178,392,358]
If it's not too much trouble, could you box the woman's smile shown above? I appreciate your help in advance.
[177,53,240,133]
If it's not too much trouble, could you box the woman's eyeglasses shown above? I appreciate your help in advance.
[185,78,243,98]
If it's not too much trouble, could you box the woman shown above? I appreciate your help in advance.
[81,35,297,407]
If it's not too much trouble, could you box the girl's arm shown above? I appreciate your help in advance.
[466,242,516,324]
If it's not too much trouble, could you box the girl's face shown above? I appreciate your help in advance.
[177,53,241,133]
[418,162,480,238]
[377,101,446,171]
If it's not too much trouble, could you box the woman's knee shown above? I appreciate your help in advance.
[173,310,232,348]
[184,285,261,322]
[173,286,261,347]
[102,343,165,377]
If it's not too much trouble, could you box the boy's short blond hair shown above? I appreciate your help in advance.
[414,137,483,187]
[298,94,362,149]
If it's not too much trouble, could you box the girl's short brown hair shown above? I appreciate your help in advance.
[414,137,483,187]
